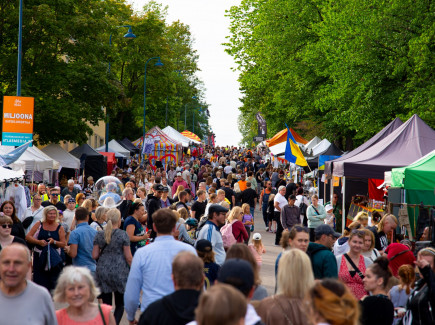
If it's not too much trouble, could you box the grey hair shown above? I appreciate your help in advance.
[122,187,133,197]
[278,186,286,192]
[41,206,59,223]
[53,266,100,303]
[67,179,74,184]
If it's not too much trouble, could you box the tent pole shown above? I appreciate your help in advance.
[330,178,333,204]
[323,177,326,203]
[342,176,346,233]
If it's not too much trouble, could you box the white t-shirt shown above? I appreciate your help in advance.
[274,193,287,212]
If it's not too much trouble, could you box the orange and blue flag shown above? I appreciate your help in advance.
[284,126,307,166]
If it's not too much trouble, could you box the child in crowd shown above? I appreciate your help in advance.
[195,239,220,290]
[248,233,266,267]
[241,203,254,243]
[324,204,335,228]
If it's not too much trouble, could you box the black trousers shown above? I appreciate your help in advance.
[274,211,283,245]
[100,291,124,325]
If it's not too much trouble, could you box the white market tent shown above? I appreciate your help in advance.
[0,142,60,171]
[96,140,130,158]
[311,139,331,157]
[268,141,287,156]
[0,167,24,182]
[304,136,322,151]
[162,126,200,146]
[41,144,80,170]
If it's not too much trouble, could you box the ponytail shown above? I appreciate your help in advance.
[370,256,392,289]
[398,264,415,295]
[104,209,121,244]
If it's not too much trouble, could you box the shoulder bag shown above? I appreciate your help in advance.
[343,253,365,279]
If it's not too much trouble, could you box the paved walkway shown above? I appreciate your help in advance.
[253,205,281,295]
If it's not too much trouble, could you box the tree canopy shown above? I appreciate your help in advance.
[0,0,210,144]
[225,0,434,149]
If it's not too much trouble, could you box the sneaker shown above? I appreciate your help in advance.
[265,227,269,232]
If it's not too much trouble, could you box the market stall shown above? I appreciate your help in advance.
[181,130,201,143]
[70,144,107,181]
[163,126,198,147]
[143,126,183,170]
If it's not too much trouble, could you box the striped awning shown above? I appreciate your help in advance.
[181,130,201,142]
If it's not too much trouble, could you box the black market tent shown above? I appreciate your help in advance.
[306,143,343,170]
[324,117,403,178]
[69,144,107,181]
[118,138,140,155]
[332,115,435,179]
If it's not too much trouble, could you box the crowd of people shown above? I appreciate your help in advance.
[0,146,433,325]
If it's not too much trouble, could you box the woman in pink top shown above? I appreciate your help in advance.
[337,230,373,300]
[54,266,116,325]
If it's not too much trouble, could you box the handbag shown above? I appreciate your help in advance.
[343,254,365,279]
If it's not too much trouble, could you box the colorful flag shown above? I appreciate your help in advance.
[284,127,307,166]
[0,140,32,167]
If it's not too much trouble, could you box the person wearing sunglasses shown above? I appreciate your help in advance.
[0,215,27,250]
[336,229,373,300]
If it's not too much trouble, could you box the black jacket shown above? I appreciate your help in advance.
[138,289,200,325]
[146,194,161,230]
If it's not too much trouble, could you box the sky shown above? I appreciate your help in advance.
[128,0,243,146]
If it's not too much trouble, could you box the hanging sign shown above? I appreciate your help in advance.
[2,96,34,146]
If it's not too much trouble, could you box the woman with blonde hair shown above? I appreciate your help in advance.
[82,199,95,222]
[333,221,362,256]
[354,211,369,227]
[173,185,185,202]
[362,228,380,262]
[308,278,359,325]
[92,209,131,324]
[90,206,109,231]
[26,205,66,291]
[54,266,116,325]
[226,206,248,244]
[175,210,195,246]
[376,213,398,253]
[256,249,314,324]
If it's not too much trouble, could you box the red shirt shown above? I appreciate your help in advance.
[232,220,249,243]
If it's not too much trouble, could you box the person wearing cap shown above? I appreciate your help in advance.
[195,239,220,290]
[146,184,164,239]
[62,198,76,229]
[324,204,335,228]
[160,186,173,208]
[138,251,204,325]
[124,210,197,324]
[307,224,340,279]
[196,204,229,266]
[172,172,189,197]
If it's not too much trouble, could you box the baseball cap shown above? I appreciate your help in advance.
[68,198,76,203]
[196,239,212,253]
[325,204,333,212]
[218,166,223,169]
[253,233,261,240]
[176,172,182,176]
[153,184,165,191]
[217,259,254,296]
[162,186,169,192]
[315,224,341,238]
[208,204,229,216]
[87,176,93,181]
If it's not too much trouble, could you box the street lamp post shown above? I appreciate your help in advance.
[106,25,136,152]
[16,0,23,96]
[193,106,202,134]
[141,57,163,152]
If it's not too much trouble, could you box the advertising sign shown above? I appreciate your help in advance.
[2,96,34,146]
[256,112,267,138]
[253,136,265,142]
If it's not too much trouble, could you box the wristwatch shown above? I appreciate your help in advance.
[53,240,57,246]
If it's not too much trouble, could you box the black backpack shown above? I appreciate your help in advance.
[299,201,308,227]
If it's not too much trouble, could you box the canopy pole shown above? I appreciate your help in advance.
[330,178,333,204]
[342,176,346,233]
[323,176,326,203]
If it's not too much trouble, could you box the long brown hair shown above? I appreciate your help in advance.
[0,201,19,223]
[397,264,415,295]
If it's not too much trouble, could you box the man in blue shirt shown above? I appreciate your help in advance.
[66,207,97,273]
[124,208,196,324]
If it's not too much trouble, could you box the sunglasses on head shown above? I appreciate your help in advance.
[1,224,12,229]
[351,229,365,235]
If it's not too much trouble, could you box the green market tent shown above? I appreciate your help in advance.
[391,150,435,206]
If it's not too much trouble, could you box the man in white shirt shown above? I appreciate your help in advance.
[274,186,288,245]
